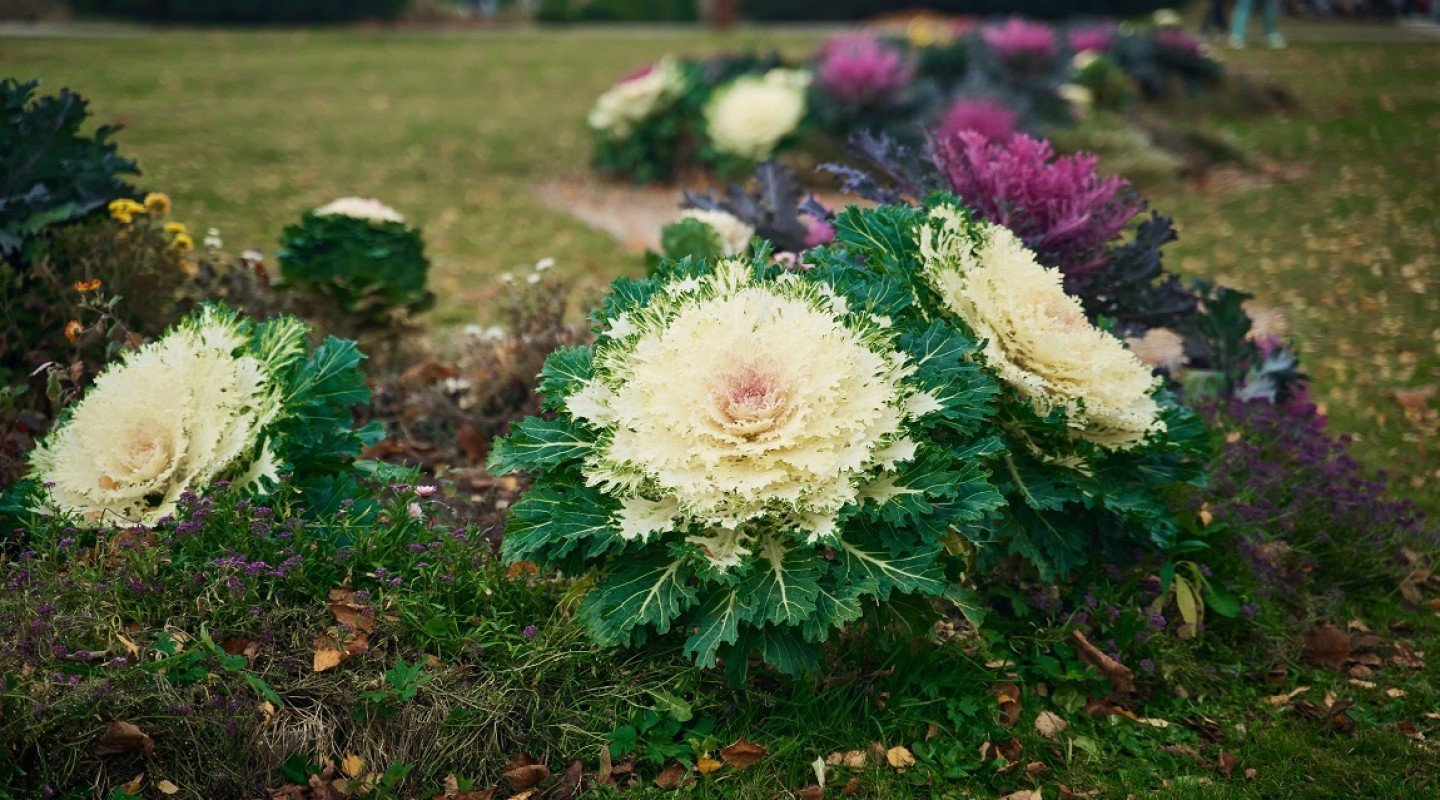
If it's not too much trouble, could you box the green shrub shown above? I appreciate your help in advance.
[538,0,696,23]
[0,78,137,259]
[276,204,433,341]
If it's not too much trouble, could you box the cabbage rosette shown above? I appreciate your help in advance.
[490,253,1005,673]
[26,305,379,527]
[813,198,1208,581]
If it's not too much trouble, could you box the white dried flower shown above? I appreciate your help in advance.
[679,208,755,256]
[918,206,1164,449]
[313,197,405,224]
[704,68,812,160]
[29,308,281,526]
[566,259,924,543]
[1125,327,1188,375]
[588,58,687,138]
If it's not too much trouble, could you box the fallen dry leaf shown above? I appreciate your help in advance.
[312,644,345,673]
[1385,688,1408,698]
[1070,630,1135,694]
[1264,686,1310,706]
[995,682,1023,727]
[120,775,144,795]
[842,776,861,795]
[1035,710,1068,740]
[797,785,824,800]
[95,720,154,758]
[1302,622,1352,667]
[885,745,916,770]
[720,737,767,769]
[653,763,686,789]
[544,760,583,800]
[341,754,365,779]
[1218,750,1239,778]
[503,755,549,792]
[1001,790,1042,800]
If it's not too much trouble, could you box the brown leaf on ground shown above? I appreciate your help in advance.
[1001,790,1042,800]
[156,780,180,795]
[119,775,145,795]
[328,588,376,633]
[1069,630,1135,694]
[220,637,259,663]
[1035,710,1068,739]
[842,776,862,795]
[457,425,488,462]
[978,739,1023,765]
[1161,744,1205,765]
[1302,623,1352,667]
[95,720,154,758]
[995,682,1023,727]
[720,737,767,769]
[401,360,459,387]
[797,785,824,800]
[503,755,549,791]
[307,775,345,800]
[1264,686,1310,706]
[653,764,686,789]
[1217,750,1239,778]
[539,760,583,800]
[885,745,915,770]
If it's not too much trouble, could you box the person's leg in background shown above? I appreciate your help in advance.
[1203,0,1231,35]
[1262,0,1287,47]
[1230,0,1257,44]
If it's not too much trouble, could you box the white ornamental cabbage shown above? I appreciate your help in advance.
[313,197,406,225]
[678,208,755,256]
[565,258,926,547]
[704,68,812,160]
[918,205,1164,449]
[588,58,688,138]
[29,308,285,526]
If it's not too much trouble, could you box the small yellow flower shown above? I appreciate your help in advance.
[64,320,84,342]
[74,279,102,293]
[143,192,172,216]
[108,198,146,224]
[170,232,195,254]
[164,222,188,237]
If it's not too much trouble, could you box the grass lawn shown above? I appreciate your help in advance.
[3,23,1439,800]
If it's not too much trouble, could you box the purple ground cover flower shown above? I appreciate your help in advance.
[935,97,1019,143]
[933,131,1143,277]
[814,34,914,107]
[1201,399,1433,597]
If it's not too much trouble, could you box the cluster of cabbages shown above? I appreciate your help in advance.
[491,196,1207,674]
[586,15,1223,183]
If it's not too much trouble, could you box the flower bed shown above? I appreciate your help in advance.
[584,15,1262,185]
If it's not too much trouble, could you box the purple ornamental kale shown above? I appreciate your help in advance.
[935,97,1020,143]
[933,131,1143,277]
[1068,24,1117,55]
[981,17,1060,64]
[814,34,914,108]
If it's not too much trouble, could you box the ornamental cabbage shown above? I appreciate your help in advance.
[27,306,379,527]
[704,69,811,161]
[491,251,1005,674]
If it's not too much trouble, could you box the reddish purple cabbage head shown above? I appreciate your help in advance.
[981,17,1060,63]
[815,33,914,106]
[933,131,1143,276]
[936,97,1020,143]
[1067,24,1117,54]
[1154,28,1204,59]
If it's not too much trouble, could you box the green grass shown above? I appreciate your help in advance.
[3,24,1439,799]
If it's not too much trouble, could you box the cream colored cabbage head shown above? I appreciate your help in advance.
[566,259,927,548]
[679,208,755,256]
[918,205,1164,449]
[313,197,405,224]
[704,68,812,160]
[29,309,279,526]
[588,58,687,138]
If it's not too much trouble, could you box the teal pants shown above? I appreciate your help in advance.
[1230,0,1280,40]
